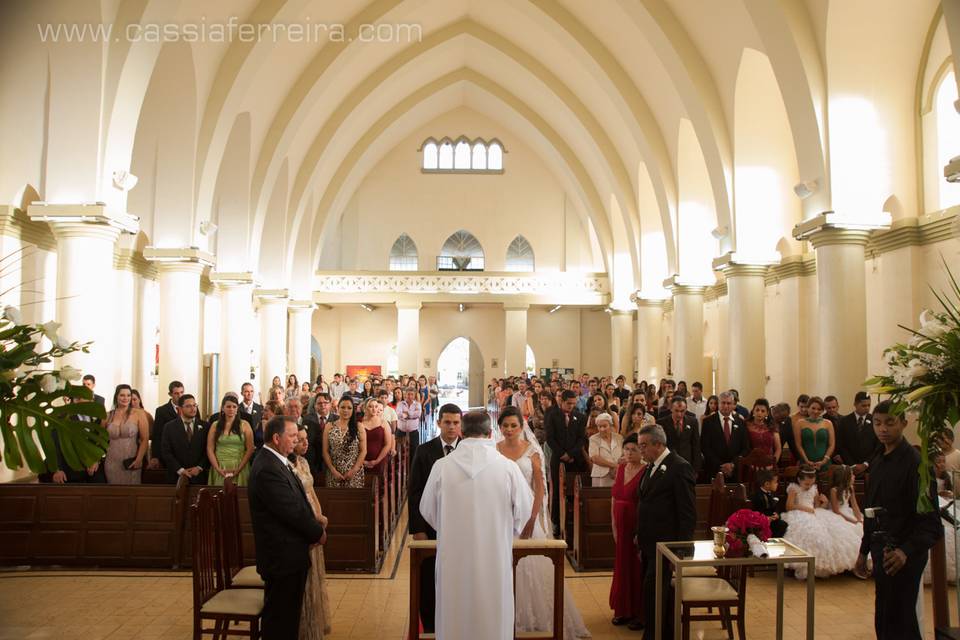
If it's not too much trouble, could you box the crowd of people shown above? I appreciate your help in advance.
[36,368,947,640]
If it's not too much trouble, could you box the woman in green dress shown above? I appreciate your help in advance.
[792,395,836,472]
[207,394,255,486]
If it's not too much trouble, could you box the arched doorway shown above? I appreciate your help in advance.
[437,337,484,410]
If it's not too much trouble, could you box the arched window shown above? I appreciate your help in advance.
[934,71,960,209]
[505,235,534,271]
[389,233,418,271]
[438,141,454,170]
[454,140,471,169]
[438,230,484,270]
[422,141,438,170]
[472,142,487,170]
[487,142,503,170]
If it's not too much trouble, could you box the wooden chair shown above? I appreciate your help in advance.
[191,489,263,640]
[218,480,264,589]
[680,564,748,640]
[708,473,749,527]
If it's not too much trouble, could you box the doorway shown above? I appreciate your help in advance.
[437,336,484,410]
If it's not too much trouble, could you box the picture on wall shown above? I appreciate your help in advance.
[346,365,382,382]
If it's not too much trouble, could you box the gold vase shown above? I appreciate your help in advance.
[711,526,729,558]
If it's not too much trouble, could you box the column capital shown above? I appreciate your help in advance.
[27,202,139,236]
[608,308,634,317]
[288,300,314,312]
[210,271,255,287]
[630,293,667,309]
[144,246,216,270]
[792,211,891,247]
[254,288,289,305]
[662,275,708,297]
[712,252,776,278]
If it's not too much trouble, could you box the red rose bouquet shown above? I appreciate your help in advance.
[725,508,772,557]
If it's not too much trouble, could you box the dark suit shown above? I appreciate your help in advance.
[301,413,328,478]
[239,402,264,433]
[700,412,750,479]
[635,451,696,640]
[408,435,459,632]
[249,448,325,640]
[836,412,879,465]
[750,489,787,537]
[159,417,209,484]
[545,406,588,531]
[657,415,701,473]
[152,401,178,460]
[777,416,796,459]
[39,427,91,483]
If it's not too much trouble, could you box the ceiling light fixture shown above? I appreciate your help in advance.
[360,304,374,312]
[548,305,562,314]
[458,303,465,312]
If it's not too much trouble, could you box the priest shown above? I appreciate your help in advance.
[420,410,533,640]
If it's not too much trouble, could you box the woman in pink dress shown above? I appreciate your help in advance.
[609,433,645,627]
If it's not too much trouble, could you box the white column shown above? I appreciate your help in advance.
[504,304,529,376]
[397,302,421,375]
[151,261,206,397]
[635,297,665,383]
[718,260,769,403]
[808,228,873,406]
[669,281,706,385]
[257,290,289,397]
[288,301,314,387]
[27,204,137,390]
[212,273,255,394]
[610,309,635,380]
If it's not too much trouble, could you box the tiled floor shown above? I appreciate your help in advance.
[0,512,955,640]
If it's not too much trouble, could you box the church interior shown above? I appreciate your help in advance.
[3,0,960,638]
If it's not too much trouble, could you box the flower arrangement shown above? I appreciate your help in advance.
[725,508,772,557]
[0,304,107,474]
[865,257,960,513]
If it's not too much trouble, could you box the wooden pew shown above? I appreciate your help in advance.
[569,475,614,570]
[0,483,181,568]
[558,466,589,546]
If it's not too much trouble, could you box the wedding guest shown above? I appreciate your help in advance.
[328,373,347,402]
[703,395,719,421]
[751,469,787,537]
[545,390,588,537]
[835,391,878,474]
[531,392,554,445]
[207,394,255,486]
[621,400,654,438]
[589,413,623,487]
[855,401,942,639]
[377,390,398,432]
[688,382,707,424]
[248,415,325,640]
[793,396,835,471]
[745,398,781,466]
[934,452,954,498]
[635,424,696,637]
[160,394,208,484]
[657,396,701,473]
[151,380,183,466]
[361,398,394,475]
[609,433,644,627]
[397,387,423,464]
[104,384,150,484]
[291,425,332,640]
[303,393,332,477]
[792,394,810,425]
[239,382,264,440]
[269,386,285,404]
[322,396,366,488]
[700,391,749,479]
[772,402,796,462]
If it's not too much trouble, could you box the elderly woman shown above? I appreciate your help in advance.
[589,412,624,488]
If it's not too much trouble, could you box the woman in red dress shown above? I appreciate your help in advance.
[361,398,394,476]
[610,432,645,627]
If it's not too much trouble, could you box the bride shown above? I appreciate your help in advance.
[496,406,591,639]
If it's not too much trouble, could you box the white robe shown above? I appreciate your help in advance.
[420,436,534,640]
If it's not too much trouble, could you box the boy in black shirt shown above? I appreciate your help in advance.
[750,469,787,538]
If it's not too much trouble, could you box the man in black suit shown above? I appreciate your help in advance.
[834,391,878,474]
[159,394,208,484]
[634,424,696,638]
[408,403,462,634]
[657,396,701,474]
[302,392,333,477]
[249,415,326,640]
[238,382,263,431]
[700,391,750,479]
[545,390,589,537]
[81,374,106,414]
[771,402,796,460]
[150,380,183,467]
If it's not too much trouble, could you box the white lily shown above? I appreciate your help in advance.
[54,334,71,349]
[39,321,61,341]
[59,365,82,382]
[40,374,58,394]
[919,309,950,338]
[2,305,22,325]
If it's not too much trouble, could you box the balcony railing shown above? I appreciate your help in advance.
[436,255,484,271]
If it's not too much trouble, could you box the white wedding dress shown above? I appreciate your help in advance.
[510,442,591,639]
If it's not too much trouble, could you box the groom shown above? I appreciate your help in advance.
[420,410,533,640]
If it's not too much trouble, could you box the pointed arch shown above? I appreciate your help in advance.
[439,230,484,270]
[505,235,535,271]
[389,233,419,271]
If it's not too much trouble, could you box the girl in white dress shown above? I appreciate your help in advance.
[782,466,852,579]
[824,465,864,576]
[496,406,591,639]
